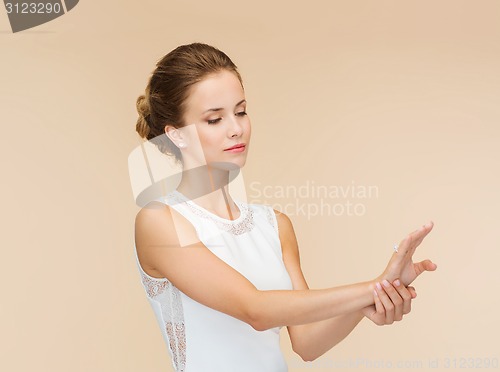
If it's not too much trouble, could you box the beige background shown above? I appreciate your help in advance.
[1,1,499,371]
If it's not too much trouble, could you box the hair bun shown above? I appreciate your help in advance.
[136,94,151,139]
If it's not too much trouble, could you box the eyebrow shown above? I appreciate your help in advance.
[202,99,246,114]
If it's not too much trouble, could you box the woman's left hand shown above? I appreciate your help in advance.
[362,279,416,326]
[379,222,437,287]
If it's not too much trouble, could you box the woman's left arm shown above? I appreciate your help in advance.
[275,210,413,362]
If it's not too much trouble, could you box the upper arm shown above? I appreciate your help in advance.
[134,202,260,327]
[274,209,309,291]
[274,209,311,344]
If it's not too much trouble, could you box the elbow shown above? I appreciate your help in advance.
[294,340,339,362]
[293,345,319,363]
[300,354,317,363]
[291,335,324,362]
[245,296,272,332]
[250,321,267,332]
[301,356,318,363]
[246,309,270,332]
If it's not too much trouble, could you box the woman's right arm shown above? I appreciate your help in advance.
[135,202,431,332]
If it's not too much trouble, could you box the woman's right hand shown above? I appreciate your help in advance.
[362,279,416,325]
[378,222,437,287]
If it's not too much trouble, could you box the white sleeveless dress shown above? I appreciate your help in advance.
[133,190,293,372]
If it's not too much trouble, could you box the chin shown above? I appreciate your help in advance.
[209,160,245,171]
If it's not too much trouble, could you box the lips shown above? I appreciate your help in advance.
[224,143,246,151]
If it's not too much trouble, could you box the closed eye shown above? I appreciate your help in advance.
[207,118,222,125]
[236,111,247,117]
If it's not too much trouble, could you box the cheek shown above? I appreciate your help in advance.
[198,128,221,150]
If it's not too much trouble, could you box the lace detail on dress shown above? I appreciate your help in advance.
[140,271,168,298]
[166,191,255,235]
[139,271,186,372]
[164,281,186,372]
[166,322,186,372]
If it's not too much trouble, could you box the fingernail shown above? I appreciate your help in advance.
[373,289,378,297]
[382,279,390,288]
[376,282,382,290]
[394,279,400,286]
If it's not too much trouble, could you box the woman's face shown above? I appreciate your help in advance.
[178,69,251,170]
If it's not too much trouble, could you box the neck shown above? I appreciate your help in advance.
[176,164,241,219]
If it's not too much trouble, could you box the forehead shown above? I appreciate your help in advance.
[184,70,245,113]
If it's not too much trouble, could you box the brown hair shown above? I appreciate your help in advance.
[135,42,243,164]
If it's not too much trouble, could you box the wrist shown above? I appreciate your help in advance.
[368,279,377,293]
[371,275,384,290]
[365,279,378,305]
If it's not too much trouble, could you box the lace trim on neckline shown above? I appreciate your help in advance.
[165,190,255,235]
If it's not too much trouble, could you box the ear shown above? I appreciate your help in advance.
[164,124,183,143]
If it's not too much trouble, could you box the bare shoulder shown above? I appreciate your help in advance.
[272,208,297,246]
[135,201,171,225]
[135,201,173,243]
[272,209,308,290]
[134,201,197,277]
[135,200,199,247]
[134,202,171,276]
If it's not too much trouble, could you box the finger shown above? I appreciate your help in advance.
[414,259,438,277]
[392,279,412,315]
[396,234,412,257]
[375,282,395,324]
[408,222,434,257]
[414,221,434,245]
[373,290,385,325]
[381,279,404,321]
[407,286,417,298]
[396,224,428,259]
[400,222,433,256]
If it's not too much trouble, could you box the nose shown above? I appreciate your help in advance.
[228,115,243,138]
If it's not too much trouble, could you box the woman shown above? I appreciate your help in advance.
[134,42,437,372]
